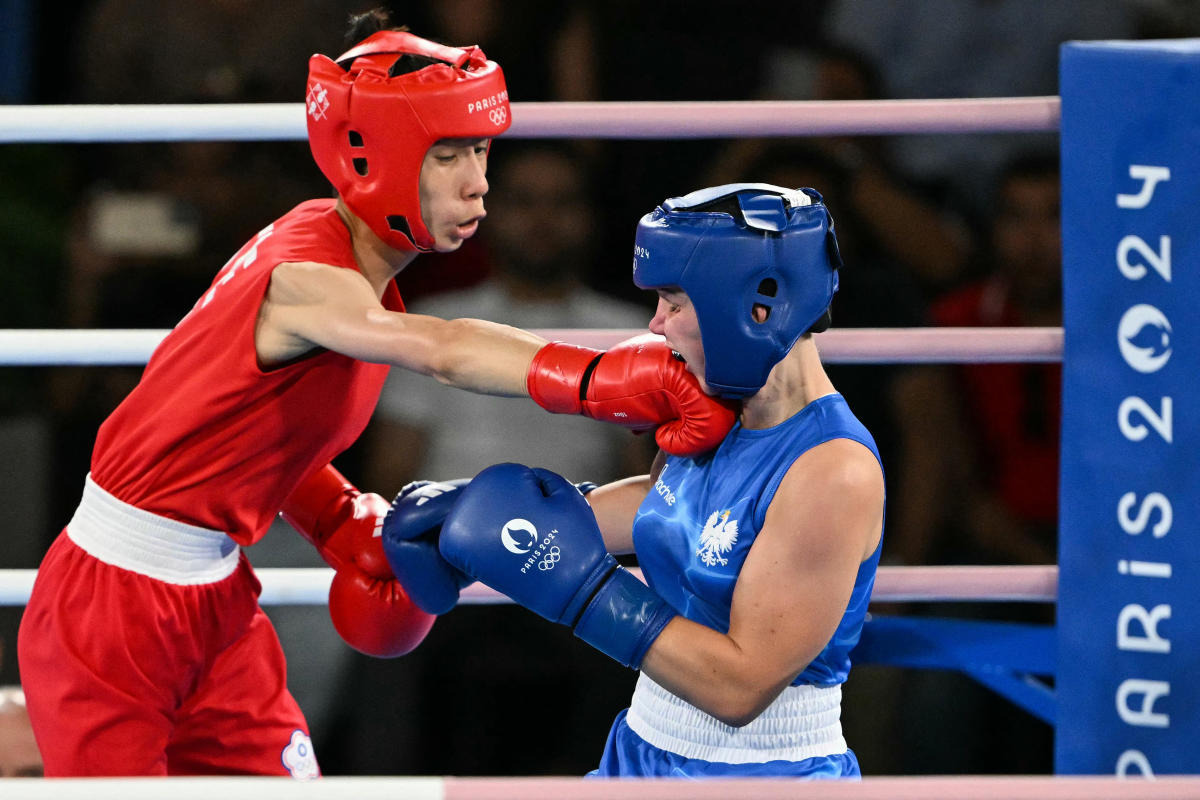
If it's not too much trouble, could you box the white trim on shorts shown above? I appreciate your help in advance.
[625,672,847,764]
[66,473,241,585]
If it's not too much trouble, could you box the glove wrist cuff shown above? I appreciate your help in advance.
[574,567,675,669]
[527,342,602,415]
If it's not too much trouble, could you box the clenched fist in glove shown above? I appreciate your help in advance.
[527,334,735,457]
[381,479,473,616]
[439,462,676,669]
[280,465,435,657]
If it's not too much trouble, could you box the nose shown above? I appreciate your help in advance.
[462,155,489,201]
[648,299,668,336]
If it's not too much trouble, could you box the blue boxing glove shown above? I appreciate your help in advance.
[381,479,473,615]
[440,463,676,669]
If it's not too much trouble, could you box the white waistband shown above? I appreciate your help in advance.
[626,672,847,764]
[67,474,240,585]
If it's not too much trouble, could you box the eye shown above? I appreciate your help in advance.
[473,144,489,156]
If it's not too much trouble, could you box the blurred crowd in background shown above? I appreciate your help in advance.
[1,0,1198,779]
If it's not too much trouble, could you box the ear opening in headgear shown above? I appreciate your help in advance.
[753,278,778,324]
[347,131,368,175]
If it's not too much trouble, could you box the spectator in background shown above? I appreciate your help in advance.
[821,0,1136,207]
[870,154,1061,777]
[890,152,1061,570]
[707,42,975,298]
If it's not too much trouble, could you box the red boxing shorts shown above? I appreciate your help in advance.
[18,476,318,777]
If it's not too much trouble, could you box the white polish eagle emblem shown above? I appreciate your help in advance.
[696,510,739,567]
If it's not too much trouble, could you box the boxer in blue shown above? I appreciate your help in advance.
[385,184,885,779]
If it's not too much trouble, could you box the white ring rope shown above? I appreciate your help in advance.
[0,565,1057,607]
[0,97,1061,143]
[0,327,1063,366]
[2,775,1199,800]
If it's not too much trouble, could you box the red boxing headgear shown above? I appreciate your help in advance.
[306,31,511,252]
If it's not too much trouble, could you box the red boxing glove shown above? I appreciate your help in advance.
[527,334,736,457]
[280,465,435,657]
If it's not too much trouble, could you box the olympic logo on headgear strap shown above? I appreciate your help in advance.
[538,546,562,571]
[489,108,507,126]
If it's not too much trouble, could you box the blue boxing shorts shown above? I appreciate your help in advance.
[588,674,860,779]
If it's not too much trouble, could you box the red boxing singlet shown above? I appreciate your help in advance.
[90,199,404,545]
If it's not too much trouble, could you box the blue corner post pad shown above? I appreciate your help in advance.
[1057,38,1200,776]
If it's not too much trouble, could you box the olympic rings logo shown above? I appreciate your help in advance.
[489,107,507,126]
[538,546,561,571]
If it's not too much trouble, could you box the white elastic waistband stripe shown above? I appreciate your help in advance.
[67,474,240,585]
[626,673,847,764]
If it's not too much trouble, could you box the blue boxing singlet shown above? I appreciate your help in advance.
[590,393,883,778]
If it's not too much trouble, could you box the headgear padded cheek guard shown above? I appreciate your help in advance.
[632,183,842,398]
[306,31,511,253]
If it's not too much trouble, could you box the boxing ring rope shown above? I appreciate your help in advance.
[3,775,1200,800]
[0,565,1059,608]
[0,97,1060,143]
[0,327,1063,366]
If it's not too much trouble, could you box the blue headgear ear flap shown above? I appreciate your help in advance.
[632,184,841,398]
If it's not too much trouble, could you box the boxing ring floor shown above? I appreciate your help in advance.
[3,773,1200,799]
[1,91,1198,797]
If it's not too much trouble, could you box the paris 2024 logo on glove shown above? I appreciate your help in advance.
[500,518,560,573]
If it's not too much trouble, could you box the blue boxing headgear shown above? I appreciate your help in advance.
[632,183,842,398]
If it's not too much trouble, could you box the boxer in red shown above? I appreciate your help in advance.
[17,10,732,777]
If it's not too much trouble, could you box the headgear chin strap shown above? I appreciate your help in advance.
[306,31,511,253]
[632,183,842,398]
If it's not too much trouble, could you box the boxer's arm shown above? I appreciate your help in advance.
[584,449,663,554]
[640,439,884,727]
[583,475,651,555]
[259,262,733,456]
[259,260,542,396]
[280,463,435,658]
[440,446,883,728]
